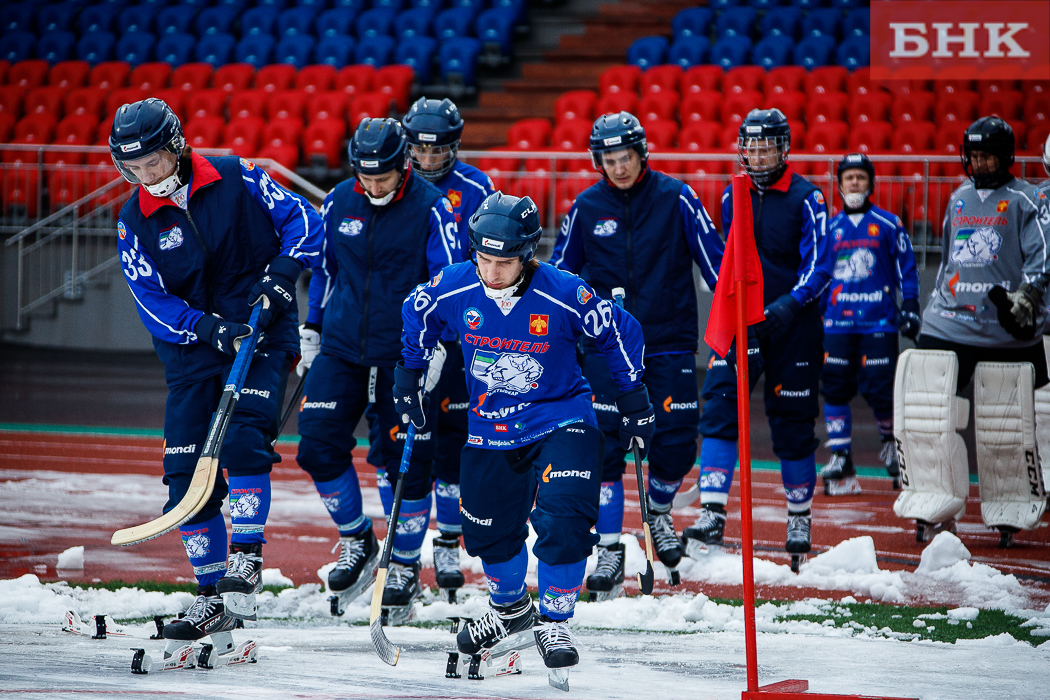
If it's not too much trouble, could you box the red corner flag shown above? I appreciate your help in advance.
[703,173,764,358]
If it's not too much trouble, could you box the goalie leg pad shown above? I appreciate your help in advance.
[974,362,1047,531]
[892,350,970,525]
[1035,336,1050,494]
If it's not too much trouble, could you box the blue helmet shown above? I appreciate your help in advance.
[402,97,464,182]
[468,192,542,262]
[109,98,185,186]
[836,152,876,189]
[738,108,791,189]
[962,115,1015,189]
[589,111,648,169]
[349,118,408,176]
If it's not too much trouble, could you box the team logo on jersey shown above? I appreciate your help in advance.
[774,384,810,398]
[117,221,127,239]
[593,218,618,237]
[951,227,1002,266]
[431,271,443,287]
[955,199,965,214]
[338,217,364,236]
[447,190,462,208]
[470,350,544,395]
[996,200,1009,213]
[576,286,593,304]
[464,307,483,329]
[159,223,184,251]
[442,198,454,214]
[239,158,255,170]
[833,227,844,241]
[814,192,825,205]
[829,284,882,305]
[833,248,876,282]
[230,490,261,519]
[182,533,210,559]
[867,223,880,237]
[529,314,549,335]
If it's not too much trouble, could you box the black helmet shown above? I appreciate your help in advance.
[836,152,876,189]
[402,97,464,182]
[349,117,408,176]
[589,111,648,170]
[962,116,1015,189]
[738,108,791,189]
[109,98,186,191]
[468,192,542,263]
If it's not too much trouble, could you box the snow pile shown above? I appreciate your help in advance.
[0,575,192,624]
[56,546,84,570]
[906,532,1033,610]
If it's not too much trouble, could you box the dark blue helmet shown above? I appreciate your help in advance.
[589,111,648,169]
[468,192,542,262]
[738,108,791,189]
[109,98,185,185]
[962,115,1015,189]
[836,152,876,189]
[403,97,463,182]
[349,118,408,176]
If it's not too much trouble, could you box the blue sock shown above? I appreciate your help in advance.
[391,493,432,564]
[482,543,528,605]
[229,473,270,545]
[874,410,893,441]
[781,454,816,512]
[180,512,227,588]
[538,560,586,621]
[376,469,394,517]
[698,437,737,506]
[434,479,462,535]
[824,402,852,452]
[647,475,682,509]
[314,469,367,536]
[595,481,624,545]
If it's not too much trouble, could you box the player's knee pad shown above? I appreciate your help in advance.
[221,422,274,477]
[297,434,354,483]
[531,510,600,566]
[892,349,970,525]
[1035,336,1050,491]
[974,362,1047,531]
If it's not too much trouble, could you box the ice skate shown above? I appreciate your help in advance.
[327,524,380,616]
[216,543,263,621]
[534,615,578,692]
[682,503,727,558]
[433,533,465,603]
[457,593,537,655]
[380,560,422,626]
[821,451,861,496]
[915,518,957,543]
[880,440,901,489]
[162,586,238,642]
[786,511,811,573]
[586,542,625,602]
[646,502,683,585]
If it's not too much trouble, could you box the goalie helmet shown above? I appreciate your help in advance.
[589,111,648,170]
[349,118,408,176]
[738,108,791,190]
[962,116,1015,189]
[402,97,464,182]
[109,98,187,197]
[468,192,542,262]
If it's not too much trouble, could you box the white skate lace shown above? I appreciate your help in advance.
[226,551,259,582]
[384,562,415,591]
[694,507,724,533]
[878,442,895,467]
[787,514,811,542]
[535,619,578,654]
[183,594,217,625]
[332,536,367,571]
[648,512,680,554]
[821,453,848,478]
[468,610,509,644]
[434,543,460,574]
[592,546,623,578]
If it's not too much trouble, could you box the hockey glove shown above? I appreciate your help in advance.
[989,283,1042,341]
[249,256,302,330]
[617,385,656,460]
[297,322,321,376]
[195,314,254,357]
[393,361,428,429]
[897,298,921,341]
[757,294,801,340]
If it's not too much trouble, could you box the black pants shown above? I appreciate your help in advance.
[917,335,1049,391]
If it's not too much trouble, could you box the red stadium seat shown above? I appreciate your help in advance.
[268,90,309,121]
[641,65,683,95]
[680,121,721,151]
[979,89,1024,122]
[766,89,806,123]
[805,120,849,152]
[106,88,148,120]
[296,64,337,93]
[0,111,14,143]
[185,116,226,149]
[596,91,639,118]
[849,91,892,124]
[554,90,598,125]
[1028,122,1050,154]
[683,65,724,95]
[263,117,304,150]
[806,91,848,124]
[639,91,680,124]
[171,63,214,91]
[893,90,935,126]
[846,67,872,96]
[223,117,265,158]
[257,143,300,183]
[650,147,685,175]
[14,113,57,142]
[24,87,65,120]
[214,63,255,93]
[375,65,414,112]
[153,88,189,122]
[643,118,678,149]
[349,92,392,126]
[551,118,592,151]
[681,91,722,123]
[0,60,7,85]
[720,123,741,150]
[186,89,228,120]
[1026,93,1050,124]
[723,89,764,123]
[49,170,90,209]
[507,118,552,149]
[55,113,98,144]
[129,62,171,91]
[88,61,131,90]
[978,79,1021,95]
[935,90,979,128]
[599,65,641,96]
[765,66,807,95]
[303,118,347,168]
[0,85,26,120]
[3,163,42,218]
[804,66,848,96]
[932,79,976,96]
[309,91,349,122]
[477,148,523,191]
[724,66,765,95]
[48,60,91,89]
[848,121,892,152]
[230,89,269,120]
[555,174,600,221]
[256,64,297,93]
[64,87,106,120]
[336,65,376,98]
[892,120,936,154]
[8,60,50,89]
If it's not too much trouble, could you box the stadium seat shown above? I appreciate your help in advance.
[551,118,592,151]
[438,37,480,86]
[0,110,16,142]
[64,87,107,119]
[296,65,337,93]
[39,3,79,34]
[681,91,723,123]
[129,62,172,91]
[490,0,527,25]
[894,90,935,125]
[185,116,226,149]
[196,6,239,36]
[980,90,1024,122]
[803,8,841,38]
[0,32,36,63]
[805,66,849,95]
[156,7,197,36]
[395,36,435,83]
[171,63,214,91]
[669,36,711,70]
[753,35,793,69]
[836,35,869,69]
[304,118,347,168]
[258,143,300,182]
[267,90,309,121]
[1026,92,1050,124]
[0,85,25,119]
[596,91,639,118]
[641,65,682,95]
[89,62,131,91]
[318,8,358,37]
[848,121,892,152]
[599,65,641,95]
[805,120,849,152]
[794,35,836,68]
[279,7,319,36]
[555,175,599,220]
[765,65,806,94]
[309,90,349,121]
[477,8,517,59]
[395,8,434,41]
[152,88,188,121]
[106,88,149,119]
[298,0,332,11]
[711,36,753,70]
[349,92,392,125]
[435,8,475,40]
[156,33,195,68]
[116,32,157,67]
[8,60,48,91]
[642,118,677,148]
[236,35,277,69]
[197,33,236,68]
[806,90,848,124]
[223,116,266,158]
[276,35,317,69]
[263,117,305,151]
[849,90,892,124]
[507,118,552,150]
[627,36,669,71]
[844,8,870,37]
[892,120,936,154]
[476,149,523,189]
[242,7,280,36]
[230,89,269,120]
[78,4,120,34]
[211,63,253,93]
[49,61,91,90]
[15,113,58,143]
[716,6,757,38]
[724,89,763,122]
[55,113,97,147]
[37,31,77,65]
[672,7,714,39]
[767,89,806,122]
[356,35,396,67]
[317,36,357,68]
[78,31,117,66]
[760,7,802,39]
[337,65,376,97]
[933,79,977,96]
[554,90,598,124]
[846,67,873,95]
[639,91,680,124]
[376,64,414,111]
[725,66,765,94]
[1028,122,1050,154]
[24,86,64,120]
[186,89,227,120]
[683,65,724,94]
[936,90,979,128]
[680,121,721,151]
[256,64,298,92]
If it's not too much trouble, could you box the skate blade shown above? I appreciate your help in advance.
[823,477,861,496]
[198,639,258,669]
[131,644,197,674]
[790,553,808,573]
[328,555,380,616]
[221,592,257,621]
[683,537,725,560]
[548,667,570,692]
[381,604,415,627]
[440,587,458,604]
[916,519,957,543]
[589,583,624,602]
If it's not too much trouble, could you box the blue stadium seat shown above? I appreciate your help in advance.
[836,34,869,69]
[316,35,356,68]
[257,0,290,8]
[296,0,328,10]
[748,0,784,8]
[0,31,35,62]
[396,35,436,83]
[672,7,714,40]
[708,0,743,8]
[477,9,515,56]
[449,0,485,15]
[627,36,669,70]
[38,31,77,65]
[117,31,157,67]
[79,5,121,35]
[803,8,842,38]
[491,0,526,25]
[760,7,802,39]
[355,34,396,66]
[711,35,753,70]
[395,8,434,41]
[830,0,861,8]
[844,9,870,37]
[140,0,178,6]
[794,34,836,68]
[318,9,358,38]
[119,5,160,35]
[242,7,280,37]
[275,35,316,69]
[39,4,79,34]
[434,8,476,41]
[196,32,236,67]
[438,36,481,86]
[753,34,793,68]
[156,32,195,67]
[217,0,251,11]
[410,0,445,10]
[356,8,397,38]
[278,7,319,37]
[2,2,36,33]
[157,7,197,35]
[196,7,240,36]
[716,6,757,38]
[333,0,367,10]
[180,0,214,9]
[668,36,711,70]
[374,0,407,11]
[77,31,117,66]
[236,34,276,69]
[790,0,828,7]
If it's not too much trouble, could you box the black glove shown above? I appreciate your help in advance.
[897,298,921,341]
[249,256,301,329]
[616,386,656,460]
[988,283,1042,341]
[195,314,254,357]
[393,361,427,429]
[757,293,801,339]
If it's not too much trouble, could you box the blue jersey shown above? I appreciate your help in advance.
[822,204,920,334]
[402,262,646,449]
[431,160,495,249]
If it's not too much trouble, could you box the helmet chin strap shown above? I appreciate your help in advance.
[366,190,396,206]
[477,266,525,299]
[144,155,190,198]
[842,191,868,209]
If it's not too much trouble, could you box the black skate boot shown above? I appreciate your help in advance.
[682,503,727,557]
[456,592,537,655]
[821,450,861,496]
[786,510,812,573]
[327,524,380,616]
[880,439,901,489]
[647,500,683,569]
[535,614,579,691]
[381,560,422,626]
[215,542,262,621]
[433,533,465,602]
[586,542,625,601]
[162,585,238,642]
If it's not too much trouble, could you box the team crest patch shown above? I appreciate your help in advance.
[464,307,483,330]
[447,190,462,208]
[814,192,825,205]
[431,271,443,286]
[239,158,255,170]
[117,221,127,239]
[867,223,879,237]
[996,200,1008,213]
[442,198,454,213]
[182,534,209,559]
[230,492,261,519]
[593,218,618,237]
[576,286,593,304]
[529,314,549,335]
[338,217,364,236]
[955,199,965,214]
[159,223,184,251]
[833,248,876,282]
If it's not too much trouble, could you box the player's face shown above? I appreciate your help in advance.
[600,148,643,190]
[121,150,177,186]
[476,251,524,290]
[410,144,449,172]
[357,169,402,199]
[968,150,1000,179]
[840,169,870,195]
[744,139,780,169]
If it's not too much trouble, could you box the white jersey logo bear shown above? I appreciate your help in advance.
[470,350,544,395]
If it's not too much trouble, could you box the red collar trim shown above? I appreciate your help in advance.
[353,167,411,203]
[137,153,221,217]
[750,163,794,192]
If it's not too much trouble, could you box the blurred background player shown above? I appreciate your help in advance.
[1036,134,1050,494]
[819,153,920,496]
[402,97,495,596]
[682,108,833,572]
[110,98,323,640]
[294,118,460,619]
[550,112,723,598]
[401,192,653,677]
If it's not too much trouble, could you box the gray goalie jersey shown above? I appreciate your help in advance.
[922,178,1050,348]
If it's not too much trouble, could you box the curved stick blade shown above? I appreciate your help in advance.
[637,562,655,596]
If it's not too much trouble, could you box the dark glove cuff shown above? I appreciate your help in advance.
[394,360,424,390]
[267,255,303,284]
[303,321,322,333]
[778,293,802,315]
[901,298,921,315]
[616,385,650,415]
[194,313,219,342]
